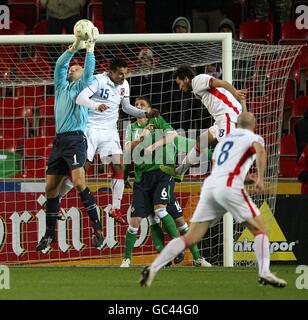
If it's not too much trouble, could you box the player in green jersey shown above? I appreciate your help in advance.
[120,96,211,268]
[120,96,179,267]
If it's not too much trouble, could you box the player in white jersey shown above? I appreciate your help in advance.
[75,57,159,224]
[161,64,247,180]
[140,112,287,288]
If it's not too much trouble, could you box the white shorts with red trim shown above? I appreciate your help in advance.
[208,114,236,142]
[86,127,123,162]
[190,183,260,225]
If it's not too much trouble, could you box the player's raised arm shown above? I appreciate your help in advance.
[54,45,81,88]
[211,78,247,102]
[80,27,98,86]
[253,141,267,193]
[240,98,248,113]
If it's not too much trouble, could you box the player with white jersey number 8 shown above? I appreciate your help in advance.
[141,112,287,289]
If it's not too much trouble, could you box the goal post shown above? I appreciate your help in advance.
[0,33,302,267]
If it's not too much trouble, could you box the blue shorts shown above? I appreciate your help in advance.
[131,170,183,219]
[46,131,87,176]
[167,178,183,220]
[131,170,172,218]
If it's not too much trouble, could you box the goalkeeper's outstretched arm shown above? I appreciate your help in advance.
[54,50,74,88]
[78,27,98,87]
[80,52,96,87]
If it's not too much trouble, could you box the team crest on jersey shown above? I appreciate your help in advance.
[120,88,125,96]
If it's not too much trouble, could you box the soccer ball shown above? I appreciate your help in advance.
[73,19,94,41]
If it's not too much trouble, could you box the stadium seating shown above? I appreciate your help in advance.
[0,135,18,153]
[87,0,146,33]
[87,1,103,21]
[291,95,308,117]
[38,118,55,138]
[289,61,301,90]
[0,64,11,81]
[279,20,308,70]
[231,0,248,26]
[23,136,53,178]
[38,96,55,117]
[284,62,301,109]
[135,1,146,33]
[288,95,308,132]
[14,86,45,106]
[0,97,33,145]
[279,156,297,177]
[0,45,22,68]
[295,46,308,71]
[0,20,27,35]
[8,1,39,31]
[279,134,297,178]
[97,60,109,73]
[15,57,51,80]
[32,20,48,34]
[279,20,308,43]
[285,79,296,109]
[22,157,46,178]
[280,134,297,155]
[24,136,53,158]
[239,19,274,44]
[94,20,104,33]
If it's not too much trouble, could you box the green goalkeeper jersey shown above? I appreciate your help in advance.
[125,116,177,183]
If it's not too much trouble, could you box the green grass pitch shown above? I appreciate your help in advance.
[0,265,307,300]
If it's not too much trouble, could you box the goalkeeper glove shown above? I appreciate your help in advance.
[68,37,86,52]
[85,27,99,53]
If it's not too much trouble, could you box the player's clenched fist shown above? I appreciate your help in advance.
[255,179,264,193]
[97,103,109,112]
[234,89,247,101]
[146,108,160,118]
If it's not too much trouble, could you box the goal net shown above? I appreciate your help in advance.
[0,34,302,266]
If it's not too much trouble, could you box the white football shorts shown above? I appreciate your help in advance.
[190,181,260,225]
[85,127,123,162]
[208,114,236,142]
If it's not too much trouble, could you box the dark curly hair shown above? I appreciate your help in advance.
[109,57,128,71]
[174,64,196,80]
